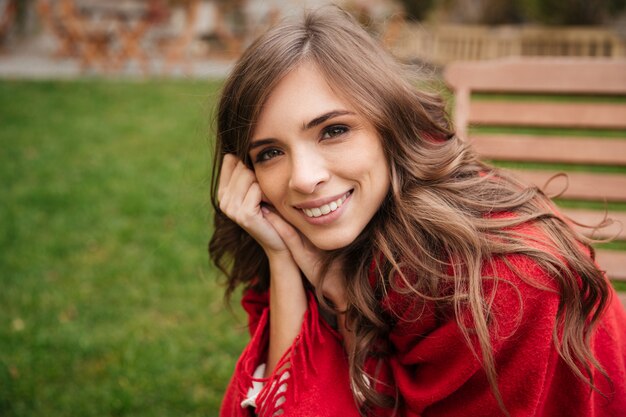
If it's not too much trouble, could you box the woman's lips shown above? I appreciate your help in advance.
[301,191,351,218]
[297,190,353,225]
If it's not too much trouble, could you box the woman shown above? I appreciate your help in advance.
[210,7,626,417]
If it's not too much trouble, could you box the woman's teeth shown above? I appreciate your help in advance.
[302,192,350,218]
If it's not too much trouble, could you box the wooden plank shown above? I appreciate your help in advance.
[561,208,626,241]
[469,102,626,129]
[471,134,626,165]
[596,250,626,281]
[510,169,626,202]
[445,58,626,94]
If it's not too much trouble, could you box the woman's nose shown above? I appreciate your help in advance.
[288,150,330,194]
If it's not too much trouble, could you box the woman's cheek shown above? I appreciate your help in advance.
[257,175,278,206]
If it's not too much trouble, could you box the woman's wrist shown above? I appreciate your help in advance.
[264,247,308,377]
[266,249,305,292]
[265,248,296,267]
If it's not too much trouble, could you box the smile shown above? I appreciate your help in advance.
[301,191,351,218]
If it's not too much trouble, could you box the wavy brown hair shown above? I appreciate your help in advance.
[209,6,611,415]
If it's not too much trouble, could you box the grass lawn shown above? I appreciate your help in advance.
[0,79,247,416]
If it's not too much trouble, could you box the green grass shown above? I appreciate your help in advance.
[471,125,626,139]
[0,80,248,416]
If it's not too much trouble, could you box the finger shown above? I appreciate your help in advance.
[263,209,324,285]
[220,161,255,214]
[226,162,256,206]
[236,183,288,252]
[237,181,264,229]
[217,154,239,202]
[262,208,304,254]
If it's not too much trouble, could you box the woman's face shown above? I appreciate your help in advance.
[248,63,390,250]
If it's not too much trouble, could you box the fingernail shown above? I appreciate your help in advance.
[261,206,269,215]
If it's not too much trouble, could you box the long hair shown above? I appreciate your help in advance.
[209,7,611,415]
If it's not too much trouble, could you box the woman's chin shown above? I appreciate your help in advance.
[306,232,356,252]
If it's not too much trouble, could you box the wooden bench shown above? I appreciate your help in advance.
[444,58,626,304]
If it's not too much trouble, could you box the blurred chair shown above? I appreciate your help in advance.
[148,0,201,75]
[38,0,115,72]
[242,4,281,48]
[209,0,249,59]
[148,0,255,74]
[0,0,16,52]
[37,0,77,58]
[110,0,163,75]
[59,0,115,72]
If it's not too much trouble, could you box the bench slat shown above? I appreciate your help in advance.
[469,102,626,129]
[561,208,626,241]
[510,169,626,202]
[445,58,626,94]
[444,58,626,289]
[470,134,626,165]
[596,250,626,281]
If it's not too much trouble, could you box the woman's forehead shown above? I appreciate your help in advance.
[252,64,353,136]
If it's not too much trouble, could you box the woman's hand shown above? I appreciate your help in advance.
[218,153,346,307]
[262,208,347,309]
[218,154,310,375]
[217,154,288,256]
[265,207,351,349]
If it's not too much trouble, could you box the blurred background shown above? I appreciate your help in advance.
[1,1,625,416]
[1,0,625,77]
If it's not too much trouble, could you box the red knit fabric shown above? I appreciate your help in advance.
[220,289,360,416]
[220,254,626,417]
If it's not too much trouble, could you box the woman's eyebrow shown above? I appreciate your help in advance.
[249,138,276,151]
[249,110,355,150]
[303,110,355,130]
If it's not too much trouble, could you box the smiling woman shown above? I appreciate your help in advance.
[249,64,390,251]
[208,6,626,417]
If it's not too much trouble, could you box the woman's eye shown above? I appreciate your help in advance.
[321,125,348,140]
[256,148,282,163]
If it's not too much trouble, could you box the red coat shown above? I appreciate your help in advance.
[220,253,626,417]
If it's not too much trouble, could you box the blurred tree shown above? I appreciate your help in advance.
[421,0,626,25]
[521,0,626,25]
[398,0,437,21]
[480,0,524,24]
